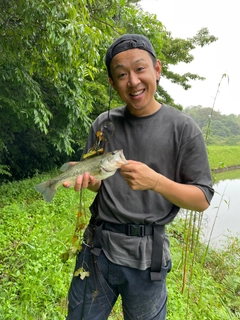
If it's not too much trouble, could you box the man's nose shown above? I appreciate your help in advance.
[128,72,140,87]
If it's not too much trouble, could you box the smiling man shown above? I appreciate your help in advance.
[65,34,214,320]
[108,48,161,117]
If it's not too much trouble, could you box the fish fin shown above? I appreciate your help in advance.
[34,180,56,202]
[60,162,77,172]
[60,162,71,172]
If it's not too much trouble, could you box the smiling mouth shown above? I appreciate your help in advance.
[130,89,145,97]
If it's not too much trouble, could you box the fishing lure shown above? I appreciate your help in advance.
[82,121,115,159]
[83,87,115,159]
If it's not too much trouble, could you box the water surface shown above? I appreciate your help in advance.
[203,169,240,247]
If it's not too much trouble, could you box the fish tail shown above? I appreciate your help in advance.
[34,180,56,203]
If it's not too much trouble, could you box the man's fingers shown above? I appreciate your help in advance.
[74,173,90,191]
[63,173,91,191]
[63,181,71,188]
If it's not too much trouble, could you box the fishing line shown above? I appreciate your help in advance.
[107,85,112,122]
[82,86,115,159]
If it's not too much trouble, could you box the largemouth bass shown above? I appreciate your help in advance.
[34,150,127,202]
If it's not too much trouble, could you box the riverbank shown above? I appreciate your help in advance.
[207,145,240,171]
[212,164,240,173]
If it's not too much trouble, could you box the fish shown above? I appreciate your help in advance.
[34,150,128,203]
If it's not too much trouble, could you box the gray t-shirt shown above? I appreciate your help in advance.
[83,104,214,269]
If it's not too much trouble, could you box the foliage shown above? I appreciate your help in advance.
[1,173,240,319]
[0,173,84,319]
[184,106,240,145]
[0,0,217,181]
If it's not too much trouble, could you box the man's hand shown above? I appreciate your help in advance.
[63,172,101,192]
[120,160,159,190]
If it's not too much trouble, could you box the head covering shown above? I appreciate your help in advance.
[105,34,156,77]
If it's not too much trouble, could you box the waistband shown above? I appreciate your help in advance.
[89,217,165,281]
[103,222,164,237]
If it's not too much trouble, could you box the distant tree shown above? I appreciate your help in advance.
[184,106,221,129]
[184,106,240,145]
[209,120,231,137]
[222,117,240,136]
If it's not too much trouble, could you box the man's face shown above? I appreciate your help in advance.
[108,49,161,116]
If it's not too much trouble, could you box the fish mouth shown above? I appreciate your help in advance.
[100,165,113,173]
[102,150,127,171]
[117,150,128,164]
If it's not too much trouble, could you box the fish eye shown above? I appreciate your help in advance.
[112,151,117,155]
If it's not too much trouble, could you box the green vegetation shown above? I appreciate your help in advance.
[184,106,240,146]
[208,145,240,171]
[1,149,240,319]
[166,214,240,320]
[0,174,77,319]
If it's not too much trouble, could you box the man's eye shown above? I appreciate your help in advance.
[118,73,126,78]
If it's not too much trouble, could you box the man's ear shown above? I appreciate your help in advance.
[156,60,162,79]
[108,77,116,91]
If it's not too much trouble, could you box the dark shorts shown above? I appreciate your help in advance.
[66,244,171,320]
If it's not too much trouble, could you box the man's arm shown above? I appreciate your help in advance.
[120,160,210,212]
[151,173,209,212]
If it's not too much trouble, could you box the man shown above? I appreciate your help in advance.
[65,34,214,320]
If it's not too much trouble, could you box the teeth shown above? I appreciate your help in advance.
[131,90,143,96]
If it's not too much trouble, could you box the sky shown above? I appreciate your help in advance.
[140,0,240,116]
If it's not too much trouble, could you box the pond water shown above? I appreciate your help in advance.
[203,169,240,247]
